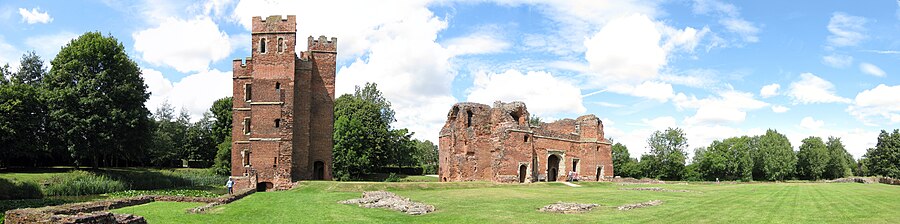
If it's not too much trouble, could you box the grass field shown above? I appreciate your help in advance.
[111,181,900,223]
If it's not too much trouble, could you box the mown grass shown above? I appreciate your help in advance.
[112,181,900,223]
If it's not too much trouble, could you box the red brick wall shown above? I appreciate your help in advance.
[231,15,336,189]
[439,101,614,183]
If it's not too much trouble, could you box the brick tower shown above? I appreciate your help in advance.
[231,15,336,191]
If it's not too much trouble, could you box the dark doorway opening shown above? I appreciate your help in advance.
[518,164,527,183]
[256,182,273,192]
[547,155,560,182]
[596,166,602,181]
[313,161,325,180]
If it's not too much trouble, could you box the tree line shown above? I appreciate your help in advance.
[612,128,900,181]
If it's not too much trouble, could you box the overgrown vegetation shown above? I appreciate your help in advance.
[0,178,42,200]
[106,189,220,198]
[42,170,127,196]
[333,83,439,180]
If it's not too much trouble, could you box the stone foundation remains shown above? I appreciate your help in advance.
[539,202,599,214]
[4,188,255,224]
[617,200,663,211]
[338,191,435,215]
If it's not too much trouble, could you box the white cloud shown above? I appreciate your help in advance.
[674,90,769,125]
[607,81,674,102]
[784,128,877,159]
[859,62,886,77]
[466,69,585,116]
[822,54,853,68]
[760,83,780,98]
[771,105,789,113]
[18,8,52,24]
[691,0,759,45]
[800,116,824,130]
[584,14,666,85]
[0,36,21,71]
[827,12,867,48]
[719,18,759,43]
[24,32,79,62]
[133,16,231,73]
[443,33,510,56]
[787,73,851,104]
[847,84,900,125]
[143,68,231,120]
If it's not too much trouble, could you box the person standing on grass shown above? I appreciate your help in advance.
[226,178,234,194]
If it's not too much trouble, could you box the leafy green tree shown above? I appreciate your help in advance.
[44,32,150,168]
[333,83,394,179]
[333,114,373,180]
[147,102,182,166]
[797,137,829,180]
[753,129,796,181]
[528,116,542,126]
[864,129,900,178]
[210,97,233,174]
[646,127,688,180]
[413,139,439,174]
[0,81,45,167]
[210,97,233,144]
[636,154,656,179]
[0,64,10,84]
[697,136,753,181]
[855,157,870,176]
[611,142,638,177]
[13,51,46,85]
[824,137,853,179]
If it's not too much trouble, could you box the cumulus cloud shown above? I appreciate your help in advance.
[18,8,52,24]
[771,105,789,113]
[759,83,780,98]
[142,68,231,120]
[800,117,824,130]
[674,90,769,125]
[827,12,867,48]
[859,62,886,77]
[584,14,666,85]
[847,84,900,125]
[133,16,232,73]
[787,73,851,104]
[0,36,21,71]
[466,69,586,116]
[822,54,853,68]
[606,81,674,103]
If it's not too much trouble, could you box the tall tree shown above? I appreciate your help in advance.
[0,80,45,166]
[210,97,233,175]
[864,129,900,178]
[0,64,10,84]
[611,141,638,177]
[14,51,46,85]
[697,136,753,181]
[413,139,439,174]
[333,83,393,179]
[646,127,688,180]
[797,136,829,180]
[44,32,151,168]
[824,137,853,179]
[753,129,797,181]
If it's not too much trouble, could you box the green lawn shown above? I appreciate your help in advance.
[111,181,899,223]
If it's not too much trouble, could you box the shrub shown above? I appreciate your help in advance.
[384,173,401,182]
[0,178,43,200]
[106,189,220,198]
[98,168,226,190]
[42,170,127,196]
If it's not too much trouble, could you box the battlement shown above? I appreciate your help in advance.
[232,57,253,68]
[308,35,337,52]
[252,15,297,33]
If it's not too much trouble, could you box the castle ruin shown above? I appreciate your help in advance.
[230,15,336,191]
[438,101,613,183]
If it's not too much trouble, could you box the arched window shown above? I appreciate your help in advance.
[277,37,284,53]
[259,38,267,53]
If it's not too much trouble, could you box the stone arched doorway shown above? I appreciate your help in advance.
[547,155,560,182]
[313,161,325,180]
[518,164,528,183]
[596,166,603,181]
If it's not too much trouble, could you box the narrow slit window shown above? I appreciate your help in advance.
[274,119,281,128]
[524,135,529,143]
[275,82,281,90]
[243,117,251,135]
[277,37,284,53]
[259,38,267,53]
[244,84,252,102]
[466,110,473,127]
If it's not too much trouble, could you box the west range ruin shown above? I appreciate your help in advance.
[438,101,614,183]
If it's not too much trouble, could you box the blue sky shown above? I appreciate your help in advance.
[1,0,898,160]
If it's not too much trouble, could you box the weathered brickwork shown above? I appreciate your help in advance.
[231,15,336,191]
[438,101,613,183]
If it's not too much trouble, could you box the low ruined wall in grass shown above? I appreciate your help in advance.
[4,188,257,224]
[878,177,900,185]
